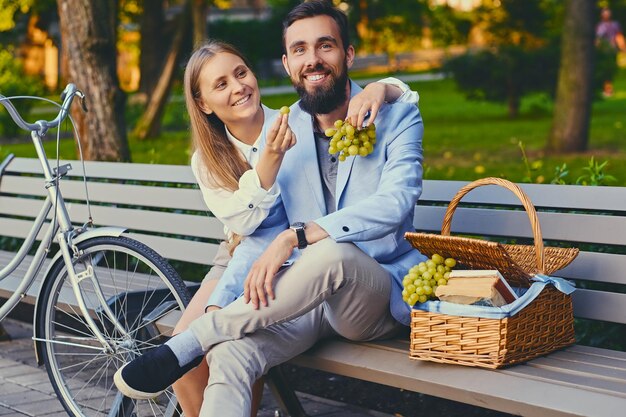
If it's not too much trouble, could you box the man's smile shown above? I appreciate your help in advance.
[305,73,328,83]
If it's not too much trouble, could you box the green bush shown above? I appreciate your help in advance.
[444,44,560,118]
[0,45,44,139]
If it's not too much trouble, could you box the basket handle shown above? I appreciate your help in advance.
[441,177,545,273]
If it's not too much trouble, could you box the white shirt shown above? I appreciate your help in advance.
[191,105,280,239]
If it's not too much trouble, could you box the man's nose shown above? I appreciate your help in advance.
[304,49,322,67]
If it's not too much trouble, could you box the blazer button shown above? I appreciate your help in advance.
[248,204,254,209]
[342,226,349,232]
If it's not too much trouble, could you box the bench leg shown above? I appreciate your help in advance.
[266,366,309,417]
[0,323,10,342]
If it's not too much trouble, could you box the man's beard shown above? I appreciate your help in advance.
[293,62,349,115]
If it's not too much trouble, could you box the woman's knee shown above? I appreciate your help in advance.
[173,280,218,334]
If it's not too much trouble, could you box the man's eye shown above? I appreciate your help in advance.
[321,44,332,50]
[294,47,304,54]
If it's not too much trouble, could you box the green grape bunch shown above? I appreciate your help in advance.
[402,253,457,307]
[325,119,376,162]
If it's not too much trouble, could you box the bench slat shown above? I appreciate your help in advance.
[502,364,626,398]
[572,289,626,324]
[526,356,626,382]
[414,206,626,246]
[545,350,626,371]
[1,176,208,211]
[125,232,218,266]
[7,157,198,184]
[0,196,225,240]
[567,344,626,361]
[559,251,626,284]
[422,180,626,212]
[0,218,217,265]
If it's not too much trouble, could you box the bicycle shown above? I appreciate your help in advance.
[0,84,190,416]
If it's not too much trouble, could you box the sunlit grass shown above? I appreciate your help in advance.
[2,69,625,185]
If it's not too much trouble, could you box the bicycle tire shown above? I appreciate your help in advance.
[37,235,191,417]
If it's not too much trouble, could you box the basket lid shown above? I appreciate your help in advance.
[405,232,579,287]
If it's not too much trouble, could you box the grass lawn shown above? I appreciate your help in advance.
[2,69,625,186]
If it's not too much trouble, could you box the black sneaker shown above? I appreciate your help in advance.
[114,344,203,399]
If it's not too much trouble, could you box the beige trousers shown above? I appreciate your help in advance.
[189,238,401,416]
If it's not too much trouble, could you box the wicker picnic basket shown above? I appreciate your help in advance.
[405,177,579,369]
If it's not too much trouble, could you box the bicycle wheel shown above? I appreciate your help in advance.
[37,235,191,417]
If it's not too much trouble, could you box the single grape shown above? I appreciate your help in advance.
[431,254,444,265]
[280,106,290,115]
[445,258,457,268]
[325,127,337,137]
[334,120,343,129]
[328,146,337,154]
[418,294,428,303]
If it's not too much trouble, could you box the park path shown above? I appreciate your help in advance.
[0,318,391,417]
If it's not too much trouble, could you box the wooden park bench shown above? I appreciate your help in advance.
[1,156,625,417]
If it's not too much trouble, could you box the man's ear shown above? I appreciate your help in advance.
[346,45,355,69]
[282,54,291,77]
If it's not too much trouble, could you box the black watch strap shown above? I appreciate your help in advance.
[290,222,308,249]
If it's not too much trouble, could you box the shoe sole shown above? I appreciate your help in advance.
[113,363,165,400]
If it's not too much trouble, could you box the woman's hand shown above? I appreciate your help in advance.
[256,113,296,190]
[243,230,295,309]
[265,113,296,156]
[346,82,386,128]
[346,82,403,128]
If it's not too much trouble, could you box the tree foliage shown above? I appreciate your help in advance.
[445,0,562,118]
[0,46,44,138]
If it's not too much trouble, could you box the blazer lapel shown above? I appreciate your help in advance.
[335,151,356,210]
[294,109,326,216]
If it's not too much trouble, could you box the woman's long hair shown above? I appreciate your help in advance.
[184,40,253,192]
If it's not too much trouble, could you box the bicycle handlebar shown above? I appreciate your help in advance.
[0,84,84,134]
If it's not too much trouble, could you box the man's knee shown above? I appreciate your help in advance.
[301,238,364,268]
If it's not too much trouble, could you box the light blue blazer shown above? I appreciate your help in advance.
[210,81,426,325]
[276,81,427,325]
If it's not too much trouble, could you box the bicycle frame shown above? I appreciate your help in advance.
[0,112,130,353]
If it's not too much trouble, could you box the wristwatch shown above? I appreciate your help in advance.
[290,222,308,249]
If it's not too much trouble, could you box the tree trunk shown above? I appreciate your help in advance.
[139,0,165,99]
[133,3,190,140]
[547,0,595,153]
[507,94,520,118]
[57,0,130,161]
[192,0,207,47]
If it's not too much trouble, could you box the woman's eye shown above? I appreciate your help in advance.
[216,82,226,90]
[237,70,247,78]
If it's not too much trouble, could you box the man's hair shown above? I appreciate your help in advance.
[282,0,350,52]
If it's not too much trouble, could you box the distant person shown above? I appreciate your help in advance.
[596,7,626,97]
